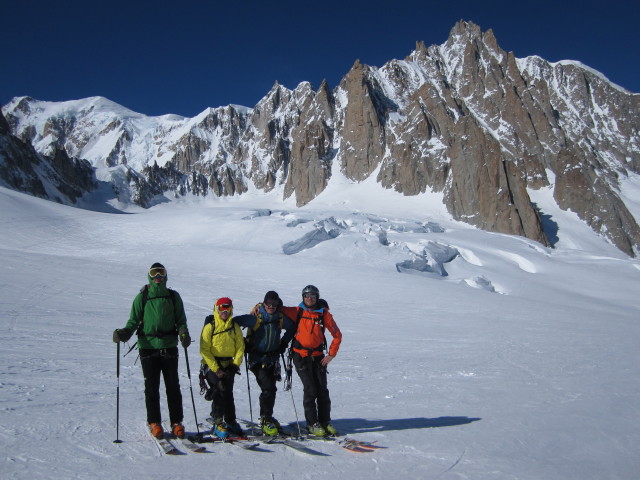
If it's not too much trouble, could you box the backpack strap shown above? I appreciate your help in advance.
[250,312,283,331]
[141,285,176,309]
[296,308,324,329]
[204,314,236,341]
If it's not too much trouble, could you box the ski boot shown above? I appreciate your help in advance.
[171,422,185,438]
[323,422,338,436]
[260,416,279,436]
[149,422,164,439]
[308,423,327,437]
[213,418,229,439]
[226,420,244,437]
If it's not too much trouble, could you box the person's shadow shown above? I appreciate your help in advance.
[287,416,481,434]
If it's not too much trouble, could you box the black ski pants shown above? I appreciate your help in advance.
[205,367,237,423]
[250,363,278,419]
[139,347,183,425]
[292,352,331,426]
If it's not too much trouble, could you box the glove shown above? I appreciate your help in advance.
[277,339,289,355]
[226,364,240,377]
[113,328,132,343]
[249,303,261,315]
[179,329,191,348]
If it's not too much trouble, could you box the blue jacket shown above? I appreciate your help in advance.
[235,306,295,366]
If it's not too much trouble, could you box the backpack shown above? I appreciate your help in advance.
[124,285,178,356]
[292,307,327,354]
[245,311,284,353]
[140,284,177,309]
[136,284,178,337]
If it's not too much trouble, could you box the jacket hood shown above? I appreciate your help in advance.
[213,308,235,327]
[298,301,324,313]
[147,274,168,294]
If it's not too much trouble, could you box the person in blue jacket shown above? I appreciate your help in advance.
[235,291,295,436]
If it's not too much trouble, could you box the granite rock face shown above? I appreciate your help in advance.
[0,110,95,203]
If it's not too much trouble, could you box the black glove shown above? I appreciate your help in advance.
[277,339,290,355]
[180,330,191,348]
[113,328,132,343]
[317,298,329,309]
[226,364,240,377]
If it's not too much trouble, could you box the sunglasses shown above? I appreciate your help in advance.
[264,301,279,308]
[218,304,232,312]
[303,293,318,299]
[149,267,167,278]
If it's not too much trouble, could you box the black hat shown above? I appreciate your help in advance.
[151,262,165,269]
[264,291,282,307]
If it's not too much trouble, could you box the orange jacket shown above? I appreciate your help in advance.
[282,304,342,358]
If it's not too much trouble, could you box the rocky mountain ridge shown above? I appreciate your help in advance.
[2,21,639,255]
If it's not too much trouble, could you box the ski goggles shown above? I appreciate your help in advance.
[149,267,167,278]
[217,304,232,312]
[303,293,318,299]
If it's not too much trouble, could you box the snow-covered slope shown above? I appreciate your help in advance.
[1,182,639,479]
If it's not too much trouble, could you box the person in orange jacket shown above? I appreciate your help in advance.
[280,285,342,437]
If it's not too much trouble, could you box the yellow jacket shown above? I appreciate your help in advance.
[200,310,244,372]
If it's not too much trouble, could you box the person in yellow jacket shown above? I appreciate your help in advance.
[200,297,245,438]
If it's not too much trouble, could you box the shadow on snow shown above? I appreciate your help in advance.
[288,416,481,435]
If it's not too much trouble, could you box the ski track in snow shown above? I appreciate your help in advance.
[1,186,640,480]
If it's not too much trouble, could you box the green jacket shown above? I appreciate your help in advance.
[125,275,188,349]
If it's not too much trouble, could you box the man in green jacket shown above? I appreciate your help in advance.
[113,263,191,439]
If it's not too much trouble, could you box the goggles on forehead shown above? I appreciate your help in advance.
[218,304,232,312]
[149,267,167,278]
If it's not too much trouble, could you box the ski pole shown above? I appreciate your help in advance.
[282,353,302,438]
[244,353,255,435]
[183,346,200,434]
[114,342,122,443]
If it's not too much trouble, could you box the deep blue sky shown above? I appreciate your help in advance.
[3,0,638,117]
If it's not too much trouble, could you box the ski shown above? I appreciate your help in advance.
[341,443,374,453]
[338,438,380,453]
[178,435,207,452]
[338,437,383,449]
[202,418,261,450]
[156,436,180,455]
[227,438,261,450]
[196,433,261,449]
[240,418,381,454]
[163,423,207,453]
[237,419,326,455]
[280,437,327,455]
[307,434,384,452]
[146,424,180,455]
